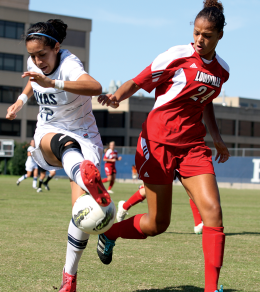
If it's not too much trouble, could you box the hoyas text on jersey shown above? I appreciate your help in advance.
[194,71,221,88]
[33,90,57,105]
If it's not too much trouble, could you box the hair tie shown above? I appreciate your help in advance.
[27,33,58,43]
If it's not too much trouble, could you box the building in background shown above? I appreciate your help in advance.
[0,0,91,142]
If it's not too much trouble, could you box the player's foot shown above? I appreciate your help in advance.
[80,160,111,207]
[194,222,203,235]
[43,182,50,191]
[33,186,38,190]
[37,188,42,193]
[214,285,223,292]
[59,268,77,292]
[116,200,128,222]
[16,180,20,186]
[107,190,114,194]
[97,233,115,265]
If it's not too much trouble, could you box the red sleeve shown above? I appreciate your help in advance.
[132,61,177,93]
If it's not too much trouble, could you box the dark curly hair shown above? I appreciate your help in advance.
[195,0,226,32]
[25,19,67,48]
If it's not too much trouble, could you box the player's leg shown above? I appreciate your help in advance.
[40,133,110,206]
[97,183,172,264]
[59,181,90,292]
[179,174,225,292]
[117,185,146,222]
[176,171,203,234]
[32,167,38,189]
[43,170,56,191]
[16,170,31,185]
[107,173,116,193]
[37,169,46,192]
[189,198,203,234]
[102,174,111,184]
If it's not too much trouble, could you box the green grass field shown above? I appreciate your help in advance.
[0,176,259,292]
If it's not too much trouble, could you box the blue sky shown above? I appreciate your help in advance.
[29,0,259,99]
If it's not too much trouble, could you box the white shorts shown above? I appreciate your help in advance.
[25,157,38,172]
[31,125,103,172]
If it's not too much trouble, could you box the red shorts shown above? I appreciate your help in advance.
[135,136,215,185]
[104,163,117,176]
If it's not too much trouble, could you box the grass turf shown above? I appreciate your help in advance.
[0,175,259,291]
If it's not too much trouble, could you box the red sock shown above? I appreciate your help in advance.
[203,226,225,292]
[108,180,114,190]
[102,178,108,183]
[190,198,202,226]
[104,214,147,240]
[123,190,145,211]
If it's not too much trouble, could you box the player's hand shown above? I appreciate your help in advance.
[6,100,23,120]
[22,71,55,88]
[118,156,122,161]
[98,94,119,108]
[214,140,231,163]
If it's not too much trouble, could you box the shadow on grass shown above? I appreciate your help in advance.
[226,232,260,236]
[134,286,238,292]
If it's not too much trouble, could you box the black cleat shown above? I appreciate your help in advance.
[97,233,115,265]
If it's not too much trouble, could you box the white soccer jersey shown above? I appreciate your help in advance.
[25,146,38,171]
[27,49,100,142]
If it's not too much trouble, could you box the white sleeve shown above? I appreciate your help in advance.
[63,59,88,81]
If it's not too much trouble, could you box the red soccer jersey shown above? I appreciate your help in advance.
[104,149,118,167]
[132,43,229,148]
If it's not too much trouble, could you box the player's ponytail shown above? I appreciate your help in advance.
[195,0,226,32]
[25,19,67,48]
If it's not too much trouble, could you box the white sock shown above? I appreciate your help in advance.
[65,219,90,275]
[18,174,27,182]
[61,148,88,192]
[33,177,37,188]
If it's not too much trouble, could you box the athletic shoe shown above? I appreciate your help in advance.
[97,233,115,265]
[16,180,20,186]
[107,190,114,194]
[37,188,42,193]
[117,200,128,222]
[214,285,223,292]
[43,182,50,191]
[80,160,111,207]
[194,222,203,235]
[59,268,77,292]
[33,186,38,190]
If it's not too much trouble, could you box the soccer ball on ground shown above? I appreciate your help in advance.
[72,193,116,235]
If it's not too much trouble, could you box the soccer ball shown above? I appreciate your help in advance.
[72,193,116,235]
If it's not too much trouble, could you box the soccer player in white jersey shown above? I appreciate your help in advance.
[97,1,230,291]
[6,19,112,292]
[16,139,38,189]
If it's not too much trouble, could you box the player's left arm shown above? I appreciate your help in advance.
[203,102,230,163]
[21,72,102,96]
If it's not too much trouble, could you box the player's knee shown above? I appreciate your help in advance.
[205,202,223,225]
[50,133,81,161]
[148,219,170,237]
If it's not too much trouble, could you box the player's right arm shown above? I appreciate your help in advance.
[6,80,33,120]
[98,80,140,108]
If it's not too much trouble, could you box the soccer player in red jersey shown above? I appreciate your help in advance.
[97,1,228,291]
[102,141,122,193]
